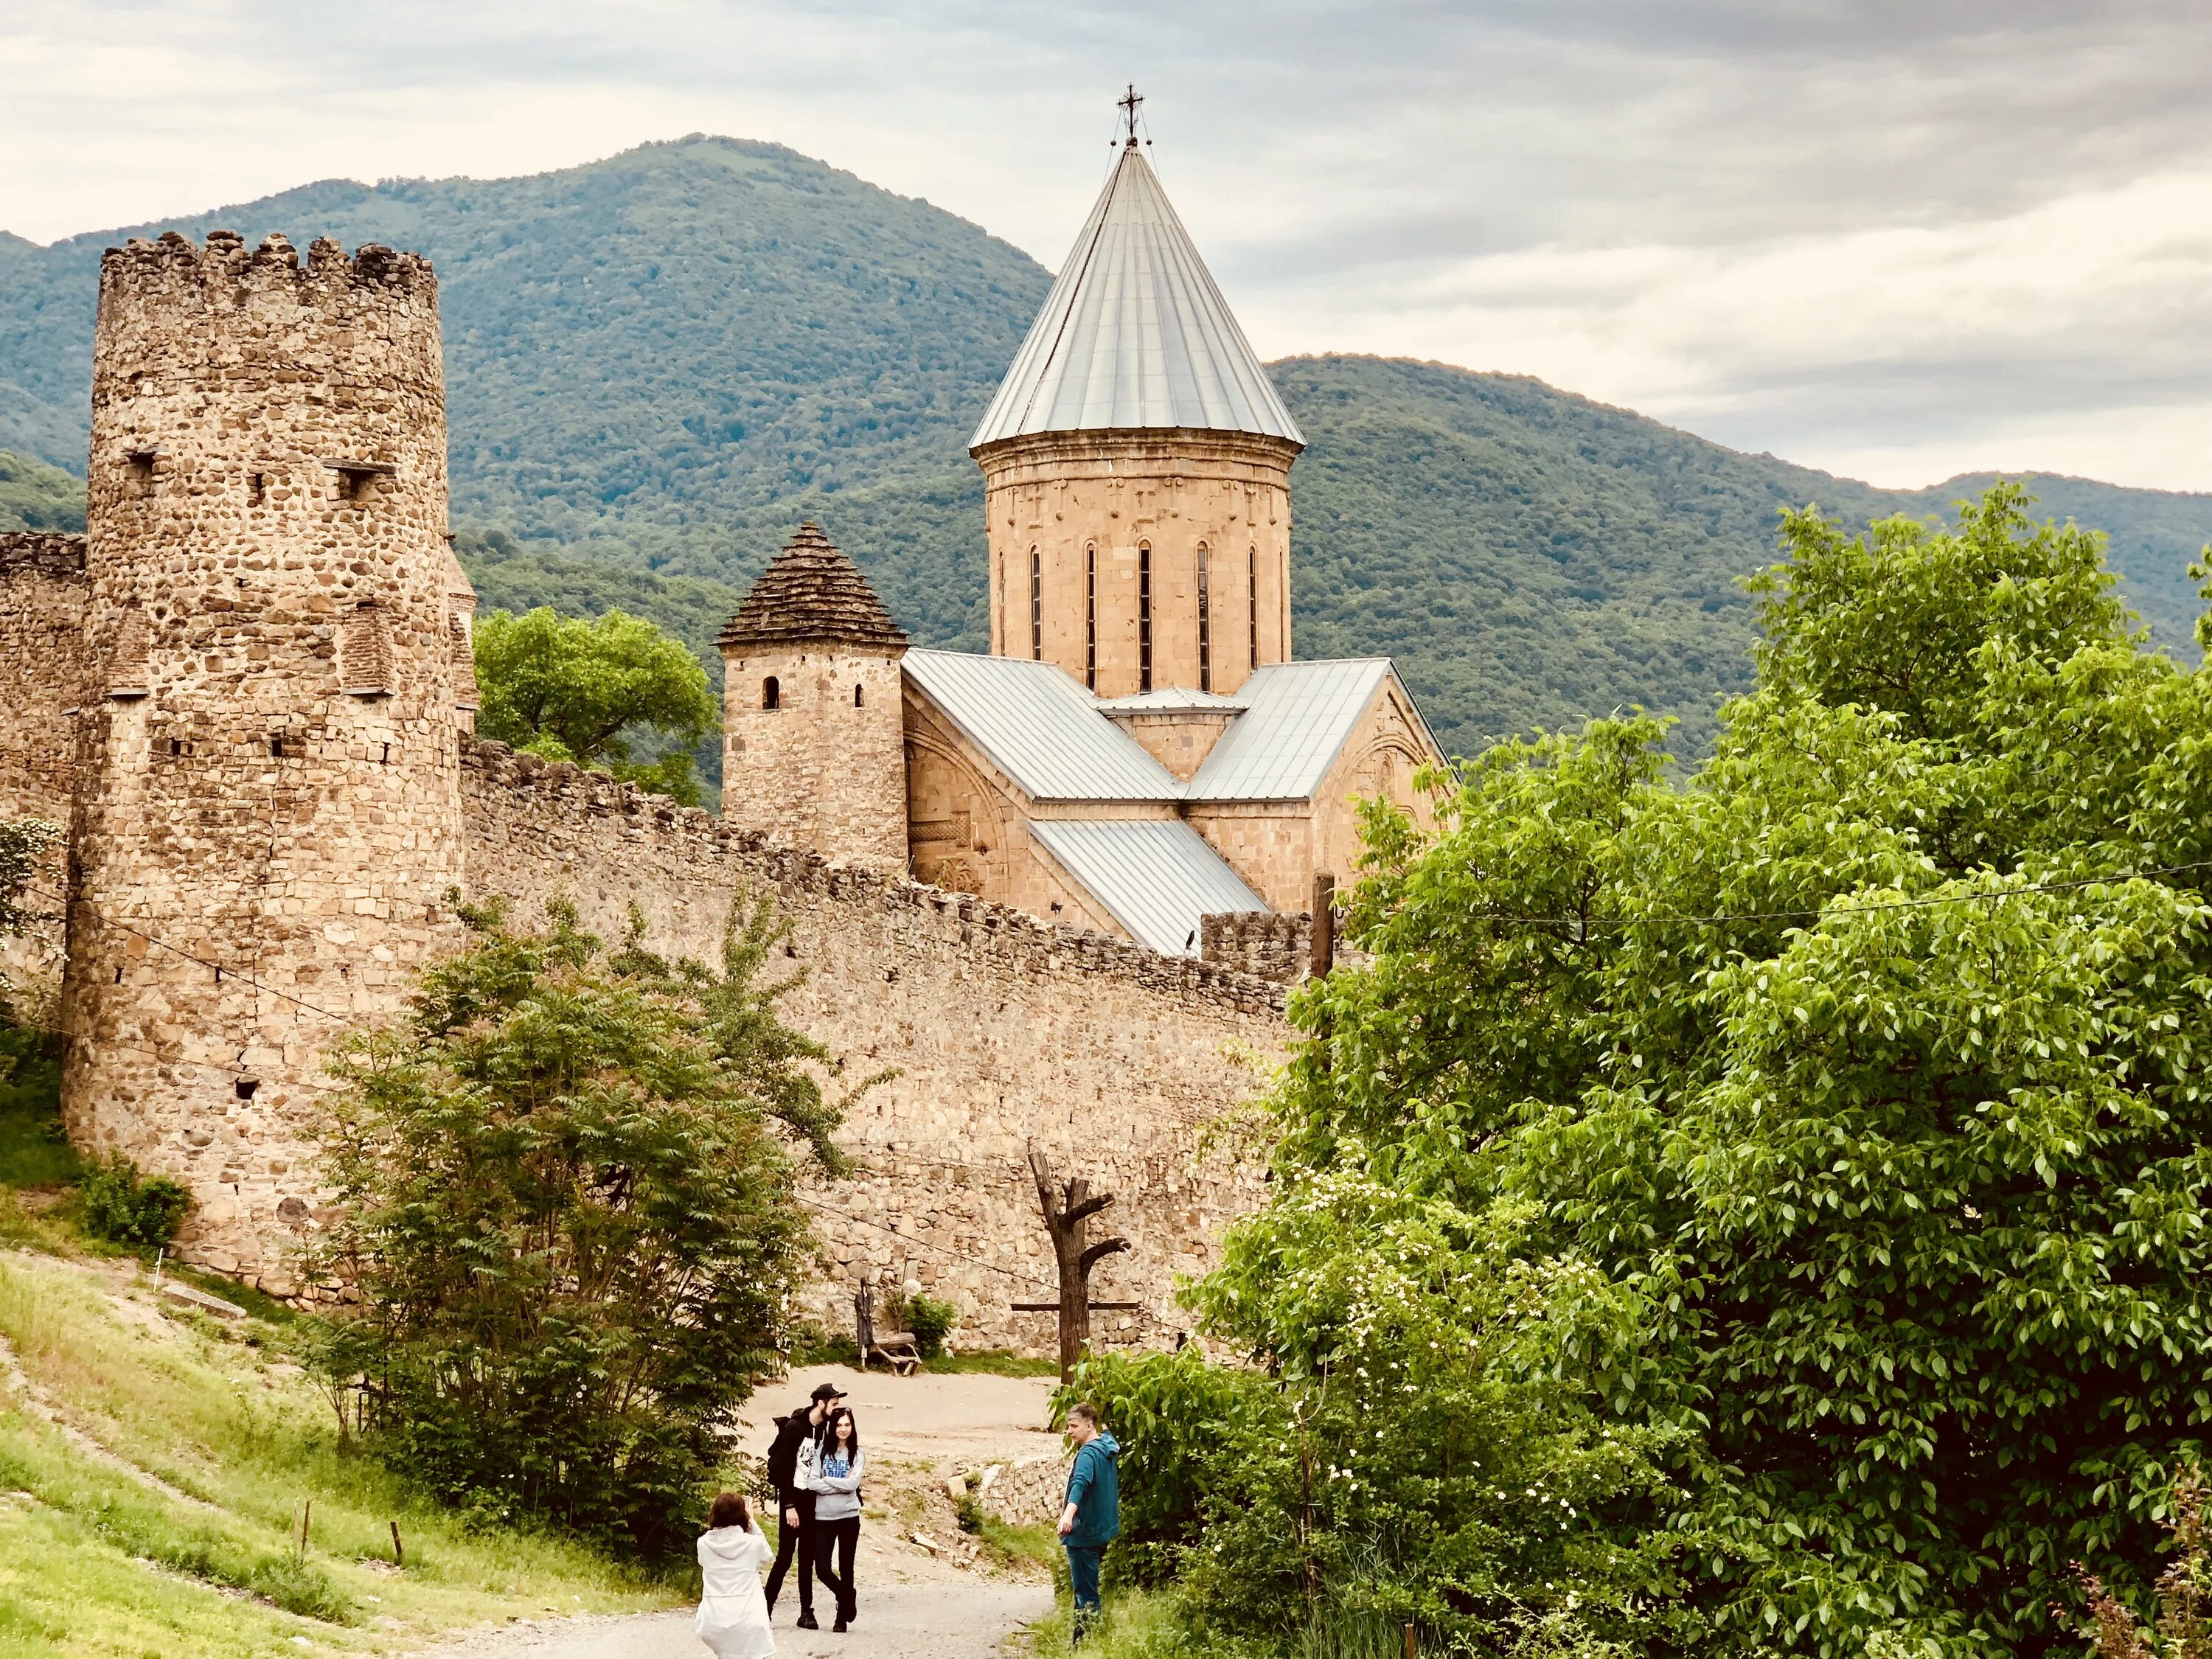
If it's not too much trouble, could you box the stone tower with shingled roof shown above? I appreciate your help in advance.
[718,522,911,868]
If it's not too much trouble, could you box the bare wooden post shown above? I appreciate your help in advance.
[1310,872,1335,980]
[1029,1144,1130,1383]
[389,1520,404,1567]
[1403,1623,1417,1659]
[853,1283,875,1372]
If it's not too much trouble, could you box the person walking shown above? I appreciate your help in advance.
[695,1492,774,1659]
[765,1382,842,1628]
[1057,1402,1120,1643]
[801,1405,866,1633]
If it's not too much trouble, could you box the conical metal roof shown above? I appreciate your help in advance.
[970,145,1304,451]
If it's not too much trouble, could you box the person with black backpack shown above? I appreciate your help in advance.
[763,1381,842,1627]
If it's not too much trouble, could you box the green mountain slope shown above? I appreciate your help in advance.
[1276,358,2212,754]
[0,136,1046,650]
[6,139,2210,761]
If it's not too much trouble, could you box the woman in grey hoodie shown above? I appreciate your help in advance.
[800,1406,864,1632]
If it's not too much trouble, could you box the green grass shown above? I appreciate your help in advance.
[922,1350,1060,1378]
[0,1249,680,1657]
[0,1028,73,1190]
[1020,1584,1430,1659]
[976,1514,1061,1576]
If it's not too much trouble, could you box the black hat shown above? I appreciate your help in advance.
[810,1382,847,1403]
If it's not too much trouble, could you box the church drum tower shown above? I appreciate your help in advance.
[970,107,1304,700]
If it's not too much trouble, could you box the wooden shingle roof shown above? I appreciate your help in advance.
[717,523,908,652]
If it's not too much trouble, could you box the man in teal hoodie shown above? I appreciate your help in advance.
[1057,1402,1120,1640]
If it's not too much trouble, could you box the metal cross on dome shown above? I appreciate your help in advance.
[1118,83,1144,147]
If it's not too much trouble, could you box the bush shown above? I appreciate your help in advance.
[906,1293,959,1360]
[310,894,865,1558]
[0,1023,72,1189]
[75,1154,192,1248]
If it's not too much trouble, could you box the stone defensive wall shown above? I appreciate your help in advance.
[0,532,88,1026]
[464,739,1287,1354]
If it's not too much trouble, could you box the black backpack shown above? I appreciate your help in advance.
[766,1414,802,1491]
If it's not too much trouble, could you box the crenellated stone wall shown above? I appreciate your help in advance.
[1200,909,1312,984]
[462,739,1285,1353]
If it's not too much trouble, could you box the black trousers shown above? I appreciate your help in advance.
[813,1515,860,1622]
[764,1502,817,1615]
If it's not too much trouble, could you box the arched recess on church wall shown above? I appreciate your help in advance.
[902,725,1009,900]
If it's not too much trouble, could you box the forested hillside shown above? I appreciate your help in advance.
[7,137,2210,757]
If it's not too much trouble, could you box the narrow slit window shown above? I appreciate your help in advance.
[854,684,864,708]
[1197,543,1211,692]
[1138,543,1153,693]
[1085,543,1097,691]
[1248,548,1259,672]
[247,472,265,506]
[1029,547,1043,661]
[762,676,780,711]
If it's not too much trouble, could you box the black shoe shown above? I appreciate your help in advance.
[833,1618,849,1633]
[796,1612,818,1630]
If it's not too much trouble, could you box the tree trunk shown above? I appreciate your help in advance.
[1029,1144,1129,1383]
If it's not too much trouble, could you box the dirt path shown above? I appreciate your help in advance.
[420,1583,1054,1659]
[414,1365,1065,1659]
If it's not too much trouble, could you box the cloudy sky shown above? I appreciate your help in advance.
[5,0,2209,491]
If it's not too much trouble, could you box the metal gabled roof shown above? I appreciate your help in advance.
[1186,658,1396,802]
[970,145,1304,450]
[902,648,1182,803]
[1030,818,1267,957]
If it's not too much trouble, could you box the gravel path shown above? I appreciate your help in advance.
[420,1582,1054,1659]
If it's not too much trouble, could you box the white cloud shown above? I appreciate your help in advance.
[5,1,2212,490]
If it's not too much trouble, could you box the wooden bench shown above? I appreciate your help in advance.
[853,1286,921,1375]
[865,1332,921,1377]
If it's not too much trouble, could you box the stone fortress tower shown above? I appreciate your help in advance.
[61,229,474,1281]
[718,522,911,869]
[969,126,1304,698]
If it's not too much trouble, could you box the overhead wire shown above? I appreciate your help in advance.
[29,881,355,1024]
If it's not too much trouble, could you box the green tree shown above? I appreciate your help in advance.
[1072,1184,1700,1656]
[1243,484,2212,1655]
[473,606,717,805]
[0,450,86,533]
[307,897,821,1557]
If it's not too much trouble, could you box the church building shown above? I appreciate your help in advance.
[718,127,1443,955]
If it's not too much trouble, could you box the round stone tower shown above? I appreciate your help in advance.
[970,137,1304,698]
[719,523,910,871]
[62,229,471,1286]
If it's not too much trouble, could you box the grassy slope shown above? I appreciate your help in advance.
[0,1210,675,1658]
[7,138,2211,759]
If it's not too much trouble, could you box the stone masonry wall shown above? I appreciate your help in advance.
[1200,909,1311,983]
[721,644,908,872]
[976,429,1298,699]
[462,739,1286,1354]
[0,533,88,1024]
[61,231,470,1283]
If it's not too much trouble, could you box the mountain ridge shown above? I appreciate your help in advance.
[4,136,2209,759]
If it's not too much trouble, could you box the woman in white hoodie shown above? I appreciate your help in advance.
[695,1491,774,1659]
